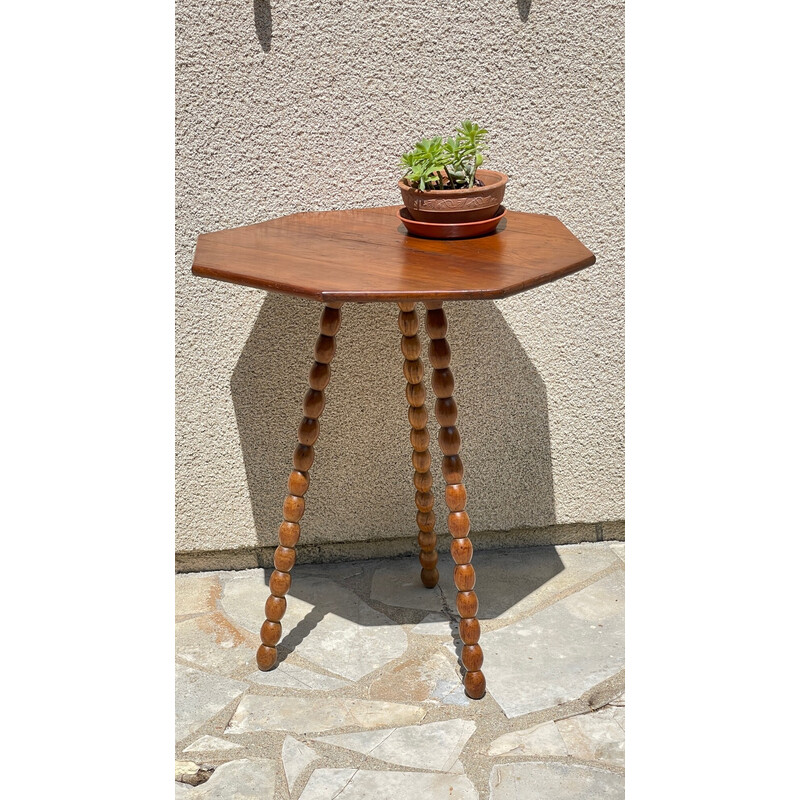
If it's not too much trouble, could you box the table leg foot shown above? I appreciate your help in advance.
[464,669,487,699]
[257,302,342,671]
[426,301,486,699]
[398,302,438,589]
[256,644,278,671]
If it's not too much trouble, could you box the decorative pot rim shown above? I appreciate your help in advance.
[398,169,508,197]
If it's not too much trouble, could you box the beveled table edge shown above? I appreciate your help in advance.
[191,206,596,302]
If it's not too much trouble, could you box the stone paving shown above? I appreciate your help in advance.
[175,543,624,799]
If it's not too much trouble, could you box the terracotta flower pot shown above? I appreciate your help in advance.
[398,169,508,224]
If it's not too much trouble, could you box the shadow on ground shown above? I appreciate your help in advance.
[266,546,567,663]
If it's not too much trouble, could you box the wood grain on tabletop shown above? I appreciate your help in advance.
[192,206,595,302]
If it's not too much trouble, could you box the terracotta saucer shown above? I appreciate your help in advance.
[397,206,507,240]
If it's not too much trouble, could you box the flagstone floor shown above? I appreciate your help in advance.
[176,542,625,799]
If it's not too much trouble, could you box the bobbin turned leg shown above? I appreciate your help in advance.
[257,302,343,671]
[398,302,438,589]
[425,301,486,699]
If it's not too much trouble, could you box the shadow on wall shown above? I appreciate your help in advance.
[517,0,532,22]
[230,295,557,555]
[254,2,530,51]
[254,0,272,52]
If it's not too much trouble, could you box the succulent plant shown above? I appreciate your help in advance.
[400,120,489,191]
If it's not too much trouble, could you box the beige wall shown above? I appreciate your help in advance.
[176,0,624,560]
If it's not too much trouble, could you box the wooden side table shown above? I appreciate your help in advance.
[192,206,595,698]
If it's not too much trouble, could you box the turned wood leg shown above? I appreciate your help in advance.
[425,301,486,699]
[398,302,438,589]
[257,302,342,671]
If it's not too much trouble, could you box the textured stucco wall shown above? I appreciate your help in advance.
[176,0,624,556]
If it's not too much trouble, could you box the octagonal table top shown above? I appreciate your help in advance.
[191,206,595,303]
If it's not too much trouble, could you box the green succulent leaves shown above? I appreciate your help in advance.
[456,120,488,187]
[402,137,446,190]
[400,121,489,191]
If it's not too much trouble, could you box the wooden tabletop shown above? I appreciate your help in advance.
[192,206,595,303]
